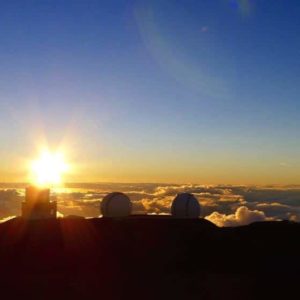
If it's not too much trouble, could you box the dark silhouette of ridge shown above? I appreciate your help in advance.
[0,217,299,299]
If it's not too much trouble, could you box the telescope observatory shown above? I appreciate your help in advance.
[22,186,56,219]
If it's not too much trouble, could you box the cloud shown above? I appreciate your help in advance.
[205,206,272,227]
[0,189,23,218]
[0,184,298,226]
[288,214,300,222]
[233,187,300,206]
[57,211,64,218]
[0,216,16,223]
[137,196,173,214]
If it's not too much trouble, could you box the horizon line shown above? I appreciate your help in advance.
[0,182,299,188]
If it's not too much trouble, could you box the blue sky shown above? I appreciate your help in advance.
[0,0,299,183]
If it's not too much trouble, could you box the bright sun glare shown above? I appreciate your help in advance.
[30,151,69,187]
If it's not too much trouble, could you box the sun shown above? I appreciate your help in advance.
[30,150,69,187]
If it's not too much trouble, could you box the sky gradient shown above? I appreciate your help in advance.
[0,0,299,184]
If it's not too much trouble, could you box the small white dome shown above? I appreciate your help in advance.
[171,193,201,218]
[101,192,132,217]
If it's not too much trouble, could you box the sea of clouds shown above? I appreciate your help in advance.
[0,183,299,226]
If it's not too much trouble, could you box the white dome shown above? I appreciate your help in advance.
[171,193,201,218]
[101,192,132,217]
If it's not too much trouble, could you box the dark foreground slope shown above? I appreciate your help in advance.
[0,217,299,299]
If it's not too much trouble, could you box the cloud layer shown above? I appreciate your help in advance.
[0,183,299,226]
[205,206,271,227]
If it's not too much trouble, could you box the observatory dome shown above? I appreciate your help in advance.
[101,192,132,218]
[171,193,201,218]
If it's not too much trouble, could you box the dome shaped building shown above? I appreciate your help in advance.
[100,192,132,217]
[171,193,201,218]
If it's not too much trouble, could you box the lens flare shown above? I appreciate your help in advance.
[229,0,251,15]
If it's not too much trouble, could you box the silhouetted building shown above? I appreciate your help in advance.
[22,186,56,219]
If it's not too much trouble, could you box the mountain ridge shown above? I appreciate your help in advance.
[0,217,298,299]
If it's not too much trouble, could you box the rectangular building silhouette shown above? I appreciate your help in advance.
[22,186,56,219]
